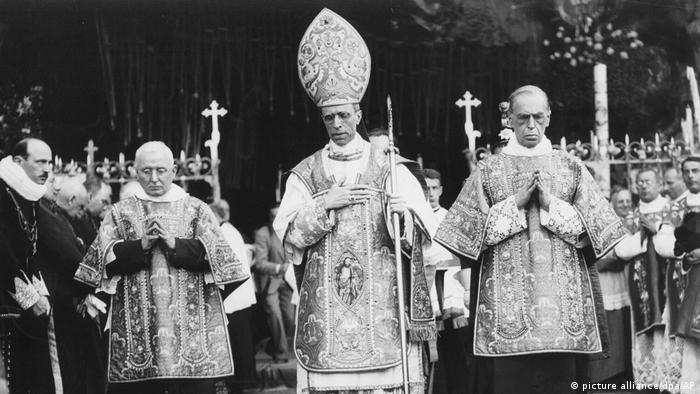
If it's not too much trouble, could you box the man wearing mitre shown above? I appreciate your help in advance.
[274,8,437,394]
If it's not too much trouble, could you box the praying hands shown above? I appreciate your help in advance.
[142,218,176,250]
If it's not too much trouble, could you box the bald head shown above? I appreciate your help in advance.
[664,167,687,201]
[134,141,174,165]
[134,141,176,197]
[86,181,112,219]
[13,138,52,185]
[56,177,88,218]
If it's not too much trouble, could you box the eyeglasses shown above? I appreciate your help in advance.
[636,180,656,186]
[514,113,547,124]
[321,111,353,123]
[139,168,171,177]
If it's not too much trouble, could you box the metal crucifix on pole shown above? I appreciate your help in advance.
[456,90,481,155]
[202,99,228,202]
[84,139,99,168]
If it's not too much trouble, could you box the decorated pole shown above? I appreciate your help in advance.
[455,90,481,154]
[386,95,410,394]
[202,100,228,202]
[594,64,609,145]
[592,63,611,195]
[682,105,693,152]
[687,66,700,153]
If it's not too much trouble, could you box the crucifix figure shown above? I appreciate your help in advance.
[202,100,228,163]
[456,90,481,153]
[84,139,99,167]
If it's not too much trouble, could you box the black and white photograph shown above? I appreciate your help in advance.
[1,0,700,393]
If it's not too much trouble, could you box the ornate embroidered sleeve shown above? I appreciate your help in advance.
[484,195,527,246]
[540,196,585,245]
[285,198,334,248]
[273,174,314,266]
[75,207,121,288]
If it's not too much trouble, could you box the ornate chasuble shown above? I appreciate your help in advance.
[667,197,700,339]
[74,196,247,382]
[436,151,626,356]
[290,149,434,372]
[623,205,673,335]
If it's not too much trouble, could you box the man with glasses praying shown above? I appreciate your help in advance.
[436,85,628,393]
[74,141,249,393]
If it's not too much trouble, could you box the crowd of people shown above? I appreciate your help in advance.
[1,7,700,394]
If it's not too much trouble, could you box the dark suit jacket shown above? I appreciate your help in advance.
[253,224,285,295]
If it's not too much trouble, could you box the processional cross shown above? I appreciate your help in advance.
[201,100,228,202]
[456,91,481,153]
[202,100,228,163]
[84,139,99,167]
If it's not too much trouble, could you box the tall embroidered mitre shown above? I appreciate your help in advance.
[297,8,371,107]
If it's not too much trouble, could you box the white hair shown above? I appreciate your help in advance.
[134,141,174,167]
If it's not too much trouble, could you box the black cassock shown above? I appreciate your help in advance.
[36,199,106,394]
[0,181,57,393]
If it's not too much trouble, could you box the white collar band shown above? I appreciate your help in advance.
[0,156,47,202]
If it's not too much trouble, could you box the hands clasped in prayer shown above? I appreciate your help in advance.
[142,218,175,251]
[323,177,408,217]
[515,170,551,211]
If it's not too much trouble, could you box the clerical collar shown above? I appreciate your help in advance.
[133,184,188,202]
[501,136,553,157]
[326,135,367,161]
[639,195,668,214]
[0,155,47,201]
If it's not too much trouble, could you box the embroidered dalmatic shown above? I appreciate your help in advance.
[274,137,437,394]
[74,186,248,383]
[659,192,700,392]
[436,139,627,357]
[623,197,675,335]
[611,195,683,390]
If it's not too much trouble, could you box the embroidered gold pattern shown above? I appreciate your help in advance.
[75,196,242,382]
[437,151,627,356]
[291,149,434,371]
